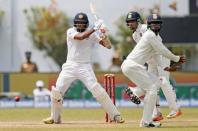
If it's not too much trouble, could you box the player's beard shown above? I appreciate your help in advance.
[76,28,86,32]
[150,24,161,35]
[74,24,88,32]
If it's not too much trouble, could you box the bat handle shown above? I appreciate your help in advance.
[94,15,98,20]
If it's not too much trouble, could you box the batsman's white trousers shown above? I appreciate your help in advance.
[53,61,120,120]
[56,61,98,94]
[121,59,160,123]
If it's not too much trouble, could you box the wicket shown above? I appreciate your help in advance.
[104,74,116,122]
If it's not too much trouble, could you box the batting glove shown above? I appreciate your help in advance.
[93,19,103,30]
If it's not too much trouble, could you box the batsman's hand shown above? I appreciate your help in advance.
[93,19,103,31]
[178,55,186,63]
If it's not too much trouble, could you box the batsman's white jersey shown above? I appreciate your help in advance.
[132,24,180,112]
[66,27,101,63]
[57,27,102,93]
[121,28,180,124]
[50,27,121,123]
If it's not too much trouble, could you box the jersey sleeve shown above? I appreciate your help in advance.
[67,28,78,39]
[148,32,180,62]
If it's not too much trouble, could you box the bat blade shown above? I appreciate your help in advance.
[89,2,108,33]
[89,2,98,20]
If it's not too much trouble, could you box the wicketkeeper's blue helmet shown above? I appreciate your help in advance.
[147,14,162,24]
[147,14,162,33]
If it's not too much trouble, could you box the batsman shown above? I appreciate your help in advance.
[43,12,124,124]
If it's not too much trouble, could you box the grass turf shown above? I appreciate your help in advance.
[0,107,197,131]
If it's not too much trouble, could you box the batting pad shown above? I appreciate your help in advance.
[90,83,120,120]
[51,86,63,123]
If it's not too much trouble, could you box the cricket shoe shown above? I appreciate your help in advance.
[125,87,141,104]
[43,116,61,124]
[110,115,125,123]
[167,109,182,119]
[152,112,164,121]
[140,121,161,128]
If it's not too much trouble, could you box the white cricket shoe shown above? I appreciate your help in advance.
[140,121,161,128]
[110,115,125,123]
[43,116,61,124]
[125,87,141,104]
[167,109,182,119]
[152,112,164,121]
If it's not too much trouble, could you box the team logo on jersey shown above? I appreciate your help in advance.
[79,14,84,19]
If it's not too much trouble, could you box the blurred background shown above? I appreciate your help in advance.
[0,0,198,108]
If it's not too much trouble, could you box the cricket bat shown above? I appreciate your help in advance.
[89,2,108,33]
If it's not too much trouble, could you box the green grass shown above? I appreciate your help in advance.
[0,107,198,131]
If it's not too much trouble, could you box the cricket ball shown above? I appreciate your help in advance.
[14,96,20,102]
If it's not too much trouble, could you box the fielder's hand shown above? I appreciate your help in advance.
[164,61,182,72]
[164,66,178,72]
[178,55,186,63]
[165,55,186,72]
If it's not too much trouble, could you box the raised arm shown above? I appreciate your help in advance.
[74,20,103,40]
[74,28,95,40]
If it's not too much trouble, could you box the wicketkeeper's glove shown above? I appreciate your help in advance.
[164,63,181,72]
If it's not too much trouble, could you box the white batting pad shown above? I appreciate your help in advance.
[51,86,63,123]
[90,84,120,120]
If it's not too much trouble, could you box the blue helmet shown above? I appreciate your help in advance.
[147,14,162,33]
[147,14,162,24]
[125,11,142,23]
[73,12,89,32]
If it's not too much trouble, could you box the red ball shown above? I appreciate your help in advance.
[14,96,20,102]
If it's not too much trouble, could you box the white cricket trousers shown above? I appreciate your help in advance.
[121,59,160,123]
[149,59,179,112]
[56,61,98,94]
[53,61,120,120]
